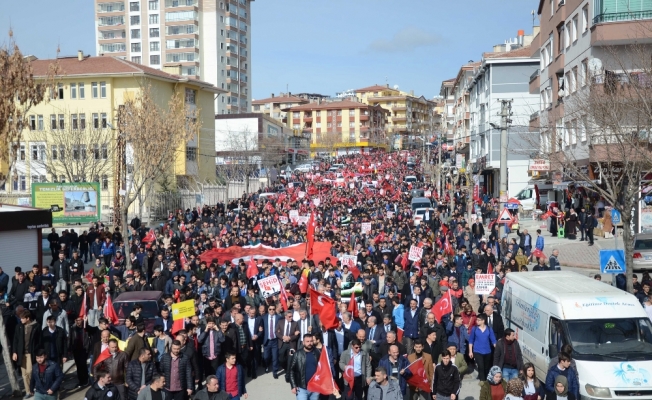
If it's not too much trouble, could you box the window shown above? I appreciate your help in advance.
[93,144,100,160]
[20,176,26,191]
[59,175,65,183]
[150,55,160,64]
[572,15,578,43]
[102,143,108,159]
[131,29,140,39]
[100,43,126,53]
[550,0,554,16]
[150,28,160,37]
[131,56,142,64]
[131,43,141,52]
[80,114,86,130]
[59,146,65,160]
[349,122,355,128]
[58,114,65,130]
[102,175,109,190]
[18,144,25,161]
[58,83,64,99]
[186,146,197,161]
[547,34,553,65]
[91,82,98,98]
[81,145,87,159]
[72,114,78,130]
[149,0,159,10]
[185,88,196,104]
[349,110,355,116]
[73,145,80,160]
[100,82,106,98]
[561,24,567,52]
[31,145,38,160]
[37,115,43,130]
[29,115,36,130]
[40,175,46,183]
[581,59,588,86]
[101,113,108,128]
[582,5,589,32]
[130,16,140,25]
[149,14,159,24]
[165,11,197,22]
[79,83,85,99]
[51,145,58,160]
[150,42,160,51]
[71,83,77,99]
[130,1,140,11]
[580,116,588,142]
[93,113,99,129]
[337,110,342,116]
[571,67,578,92]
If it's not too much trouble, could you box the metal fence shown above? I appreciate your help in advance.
[100,179,264,225]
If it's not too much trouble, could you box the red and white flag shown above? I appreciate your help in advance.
[309,288,338,330]
[343,355,355,395]
[406,358,432,393]
[246,257,259,279]
[103,294,119,325]
[307,347,339,395]
[432,290,453,323]
[78,292,87,320]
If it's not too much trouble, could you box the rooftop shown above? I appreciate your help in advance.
[483,45,533,59]
[355,84,399,93]
[252,95,309,105]
[285,99,389,112]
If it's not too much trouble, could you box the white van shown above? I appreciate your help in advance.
[502,271,652,399]
[513,182,553,210]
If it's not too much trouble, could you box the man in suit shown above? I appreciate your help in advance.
[340,338,373,400]
[295,308,320,349]
[245,307,263,379]
[154,308,172,334]
[404,285,424,308]
[365,316,386,353]
[402,299,421,355]
[380,314,397,335]
[276,309,299,369]
[400,275,418,302]
[42,315,68,365]
[262,303,281,379]
[363,302,382,323]
[341,312,360,350]
[232,313,252,373]
[484,304,505,339]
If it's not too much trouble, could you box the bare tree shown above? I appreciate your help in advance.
[259,134,286,183]
[221,127,260,193]
[530,41,652,292]
[29,111,114,183]
[118,84,201,268]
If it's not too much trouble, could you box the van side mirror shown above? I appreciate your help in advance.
[549,344,558,358]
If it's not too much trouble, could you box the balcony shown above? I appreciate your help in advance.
[591,15,652,45]
[594,10,652,24]
[360,114,369,121]
[530,70,540,95]
[303,115,313,122]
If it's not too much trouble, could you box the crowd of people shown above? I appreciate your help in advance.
[0,150,585,400]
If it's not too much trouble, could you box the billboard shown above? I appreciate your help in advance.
[32,182,100,224]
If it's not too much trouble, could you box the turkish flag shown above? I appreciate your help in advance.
[432,290,453,323]
[247,257,259,279]
[307,347,339,395]
[343,355,355,395]
[347,292,359,318]
[487,262,494,274]
[349,264,360,280]
[198,242,333,266]
[406,358,432,393]
[93,347,111,366]
[374,232,385,244]
[531,248,544,259]
[306,212,316,259]
[401,255,409,271]
[179,251,188,268]
[397,327,404,343]
[85,269,94,283]
[103,294,119,325]
[279,289,290,312]
[78,292,87,320]
[142,229,156,244]
[444,238,454,256]
[309,288,338,330]
[220,227,227,236]
[298,268,310,294]
[171,318,184,336]
[253,223,262,232]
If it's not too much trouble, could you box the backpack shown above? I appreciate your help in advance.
[592,217,598,228]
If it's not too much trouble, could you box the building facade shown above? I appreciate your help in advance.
[354,84,436,150]
[251,94,309,122]
[2,54,219,220]
[285,100,389,156]
[93,0,252,114]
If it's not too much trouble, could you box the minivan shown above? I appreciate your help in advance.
[410,197,431,211]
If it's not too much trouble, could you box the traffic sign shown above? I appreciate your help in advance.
[497,208,514,224]
[600,249,626,274]
[611,209,622,224]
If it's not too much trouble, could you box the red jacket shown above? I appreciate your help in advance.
[87,284,106,309]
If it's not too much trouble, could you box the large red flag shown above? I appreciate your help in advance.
[85,269,94,283]
[78,292,87,320]
[432,290,453,323]
[487,262,494,275]
[142,229,156,244]
[306,212,316,259]
[246,257,259,279]
[343,355,355,395]
[103,294,119,325]
[171,318,184,336]
[401,255,409,271]
[179,251,188,269]
[347,292,359,318]
[279,290,290,312]
[309,288,338,330]
[93,347,111,366]
[405,358,432,393]
[307,347,339,396]
[253,222,262,232]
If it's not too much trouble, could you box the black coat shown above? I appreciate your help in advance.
[159,353,193,392]
[289,347,322,389]
[181,343,200,383]
[126,360,158,400]
[12,321,41,366]
[41,326,68,361]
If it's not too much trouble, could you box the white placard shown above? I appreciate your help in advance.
[408,245,424,262]
[313,198,321,207]
[288,182,294,188]
[387,211,394,219]
[298,191,306,198]
[361,222,371,234]
[340,255,357,268]
[474,274,496,295]
[349,183,354,189]
[279,216,288,224]
[257,275,282,298]
[424,190,432,198]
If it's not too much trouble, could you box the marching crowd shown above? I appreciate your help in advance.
[0,150,581,400]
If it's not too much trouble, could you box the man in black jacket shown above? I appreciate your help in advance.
[126,348,158,400]
[70,316,91,387]
[432,349,461,399]
[159,340,193,400]
[84,371,121,400]
[42,315,68,365]
[51,252,70,293]
[175,332,200,391]
[12,310,41,397]
[484,304,505,340]
[288,334,322,398]
[9,271,30,308]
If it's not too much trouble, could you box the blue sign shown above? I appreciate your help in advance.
[611,209,622,224]
[600,249,626,274]
[505,203,519,210]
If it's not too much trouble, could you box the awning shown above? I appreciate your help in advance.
[553,180,599,190]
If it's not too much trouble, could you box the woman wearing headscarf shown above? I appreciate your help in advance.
[504,378,525,400]
[464,278,481,313]
[479,366,507,400]
[547,375,576,400]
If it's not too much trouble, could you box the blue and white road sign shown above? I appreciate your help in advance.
[611,209,622,224]
[600,249,626,274]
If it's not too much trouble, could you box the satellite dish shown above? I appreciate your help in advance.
[588,58,603,75]
[393,85,399,90]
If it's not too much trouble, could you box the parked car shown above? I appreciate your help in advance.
[633,233,652,270]
[112,291,163,333]
[294,164,312,173]
[404,175,418,184]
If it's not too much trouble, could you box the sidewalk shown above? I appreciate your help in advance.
[507,216,624,269]
[0,354,79,399]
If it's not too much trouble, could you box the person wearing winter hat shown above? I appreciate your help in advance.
[504,378,525,400]
[479,366,507,400]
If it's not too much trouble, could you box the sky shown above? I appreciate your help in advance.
[0,0,539,100]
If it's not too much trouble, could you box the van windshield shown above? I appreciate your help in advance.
[515,189,532,200]
[565,318,652,361]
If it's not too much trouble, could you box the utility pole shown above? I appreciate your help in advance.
[499,99,512,238]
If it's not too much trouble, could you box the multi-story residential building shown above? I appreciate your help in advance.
[285,100,389,156]
[93,0,252,114]
[439,79,456,144]
[447,63,478,150]
[251,93,309,122]
[467,45,539,196]
[354,84,436,150]
[2,54,219,220]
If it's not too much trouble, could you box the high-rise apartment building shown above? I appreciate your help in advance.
[94,0,252,114]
